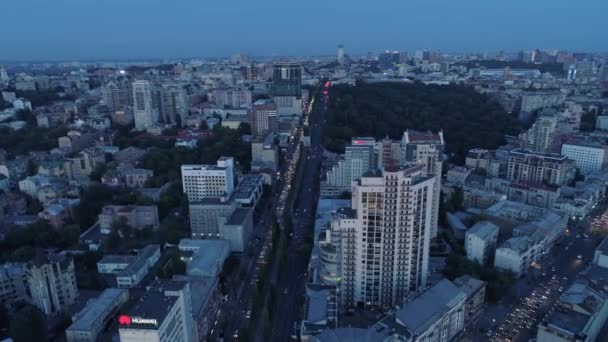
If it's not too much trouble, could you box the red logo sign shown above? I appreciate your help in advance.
[119,315,132,325]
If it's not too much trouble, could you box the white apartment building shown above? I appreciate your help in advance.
[401,130,444,237]
[132,80,158,130]
[27,253,79,315]
[465,221,499,265]
[210,88,252,109]
[561,140,608,175]
[181,157,235,201]
[119,280,193,342]
[332,164,436,310]
[321,137,376,196]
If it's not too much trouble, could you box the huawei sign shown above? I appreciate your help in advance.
[119,314,159,326]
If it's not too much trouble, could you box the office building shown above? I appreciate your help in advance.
[132,80,158,130]
[27,253,79,315]
[506,149,576,186]
[118,280,194,342]
[160,83,188,126]
[453,275,487,322]
[378,50,400,69]
[519,91,565,121]
[561,137,608,175]
[181,157,235,201]
[465,221,499,266]
[0,65,9,84]
[65,288,129,342]
[401,130,444,237]
[251,99,277,137]
[233,174,264,207]
[271,62,302,97]
[189,198,237,238]
[332,164,436,309]
[172,275,222,341]
[321,137,376,196]
[219,207,253,253]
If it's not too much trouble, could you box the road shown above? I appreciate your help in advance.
[270,85,329,341]
[465,204,608,342]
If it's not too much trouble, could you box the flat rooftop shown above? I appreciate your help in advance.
[122,281,187,329]
[225,207,252,226]
[68,288,128,331]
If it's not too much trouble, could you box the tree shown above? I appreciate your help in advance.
[10,304,46,342]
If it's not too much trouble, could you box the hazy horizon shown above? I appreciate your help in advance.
[1,0,606,61]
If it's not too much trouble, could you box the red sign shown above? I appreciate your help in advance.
[119,315,132,325]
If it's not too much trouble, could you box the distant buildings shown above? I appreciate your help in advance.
[210,88,252,109]
[251,133,279,172]
[181,157,235,201]
[271,62,303,118]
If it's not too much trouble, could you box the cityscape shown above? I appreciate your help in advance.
[1,2,608,342]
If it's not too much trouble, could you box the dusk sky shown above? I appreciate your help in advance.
[1,0,607,60]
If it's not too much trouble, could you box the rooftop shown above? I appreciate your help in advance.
[310,327,392,342]
[467,221,499,240]
[68,288,128,331]
[395,279,466,336]
[122,281,187,329]
[543,309,590,336]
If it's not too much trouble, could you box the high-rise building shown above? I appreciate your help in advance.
[27,253,79,315]
[118,280,194,342]
[378,50,400,69]
[519,114,559,153]
[0,65,10,84]
[181,157,235,202]
[160,83,188,126]
[132,80,158,130]
[102,78,131,112]
[251,99,277,137]
[0,263,28,311]
[331,164,436,309]
[337,44,345,65]
[271,62,302,97]
[401,130,444,238]
[321,137,376,197]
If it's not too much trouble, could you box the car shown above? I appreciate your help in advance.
[246,310,251,319]
[577,254,583,259]
[284,288,288,295]
[233,330,239,338]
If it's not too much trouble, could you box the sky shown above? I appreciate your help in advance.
[1,0,607,61]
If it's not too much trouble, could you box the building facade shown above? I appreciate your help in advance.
[181,157,235,201]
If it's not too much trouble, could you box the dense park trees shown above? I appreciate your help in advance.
[323,82,524,164]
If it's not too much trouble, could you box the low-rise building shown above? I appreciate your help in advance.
[465,221,499,265]
[219,207,253,253]
[97,245,161,288]
[178,239,230,278]
[65,288,129,342]
[453,275,487,323]
[0,263,28,312]
[234,174,264,207]
[98,205,159,234]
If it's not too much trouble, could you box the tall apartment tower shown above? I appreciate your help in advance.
[333,164,435,310]
[321,138,376,196]
[401,130,444,238]
[519,114,559,153]
[181,157,235,201]
[160,83,188,126]
[102,78,131,112]
[251,99,277,137]
[132,80,158,130]
[26,253,79,315]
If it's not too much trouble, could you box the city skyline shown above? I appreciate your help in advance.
[1,0,607,61]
